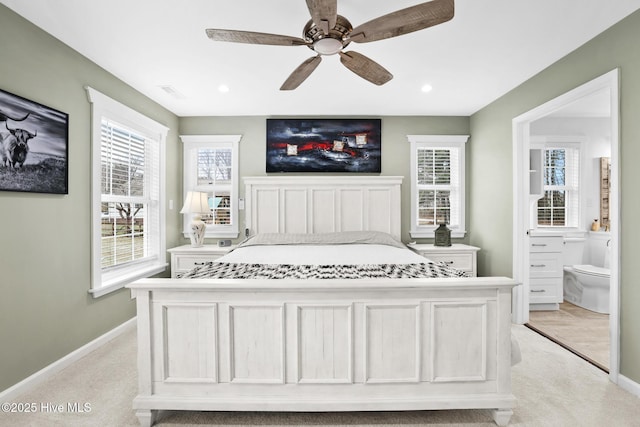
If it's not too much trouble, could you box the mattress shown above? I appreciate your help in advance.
[180,231,469,280]
[217,243,429,265]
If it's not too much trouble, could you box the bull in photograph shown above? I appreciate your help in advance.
[0,87,68,194]
[1,122,37,169]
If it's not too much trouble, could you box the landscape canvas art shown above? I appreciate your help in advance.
[0,88,68,194]
[266,119,381,173]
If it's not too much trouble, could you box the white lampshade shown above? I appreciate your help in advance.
[180,191,210,214]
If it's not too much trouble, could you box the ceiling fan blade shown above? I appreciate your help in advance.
[339,51,393,86]
[350,0,454,43]
[280,55,323,90]
[306,0,337,34]
[206,29,308,46]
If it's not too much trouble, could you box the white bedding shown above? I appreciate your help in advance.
[217,243,430,265]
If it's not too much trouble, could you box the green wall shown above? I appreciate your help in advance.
[469,10,640,382]
[0,5,181,391]
[179,116,470,245]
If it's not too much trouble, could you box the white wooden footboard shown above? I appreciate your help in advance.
[128,277,517,426]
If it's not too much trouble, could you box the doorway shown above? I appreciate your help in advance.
[511,69,620,382]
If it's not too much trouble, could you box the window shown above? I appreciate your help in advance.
[408,135,468,238]
[87,87,168,297]
[536,144,580,228]
[181,135,241,238]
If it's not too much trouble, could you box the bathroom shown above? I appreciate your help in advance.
[526,89,612,371]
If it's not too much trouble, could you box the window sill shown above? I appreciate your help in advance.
[184,231,239,239]
[89,263,167,298]
[410,229,466,239]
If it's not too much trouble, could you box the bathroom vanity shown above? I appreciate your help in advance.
[529,234,564,310]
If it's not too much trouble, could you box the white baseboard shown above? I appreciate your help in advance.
[0,317,136,402]
[617,374,640,397]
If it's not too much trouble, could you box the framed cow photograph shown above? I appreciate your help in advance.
[0,88,69,194]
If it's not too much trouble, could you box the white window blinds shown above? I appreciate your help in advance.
[86,86,168,298]
[197,147,232,226]
[537,146,580,227]
[180,135,242,239]
[100,120,160,269]
[416,147,461,227]
[408,135,468,239]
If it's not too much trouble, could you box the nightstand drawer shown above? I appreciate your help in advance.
[168,245,235,278]
[426,253,474,272]
[175,255,219,272]
[407,243,479,277]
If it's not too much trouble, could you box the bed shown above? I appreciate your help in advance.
[128,176,517,426]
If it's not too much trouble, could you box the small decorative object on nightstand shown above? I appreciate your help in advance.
[434,223,452,247]
[180,191,210,247]
[407,243,480,277]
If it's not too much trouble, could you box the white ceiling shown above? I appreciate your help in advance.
[2,0,638,117]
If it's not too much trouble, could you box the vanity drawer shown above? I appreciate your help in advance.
[529,278,562,303]
[529,253,563,278]
[529,236,564,253]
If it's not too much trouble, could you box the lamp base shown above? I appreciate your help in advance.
[189,219,206,247]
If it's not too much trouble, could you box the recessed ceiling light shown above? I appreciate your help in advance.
[218,85,230,93]
[421,84,433,93]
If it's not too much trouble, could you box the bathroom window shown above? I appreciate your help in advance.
[537,145,580,227]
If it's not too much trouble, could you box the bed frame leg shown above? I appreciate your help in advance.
[491,408,513,426]
[135,409,158,427]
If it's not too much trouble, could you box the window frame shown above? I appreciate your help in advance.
[180,135,242,239]
[407,135,468,239]
[86,87,168,298]
[531,136,582,230]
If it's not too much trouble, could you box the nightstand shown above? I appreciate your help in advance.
[407,243,480,277]
[168,244,235,278]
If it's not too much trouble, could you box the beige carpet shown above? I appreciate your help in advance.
[1,324,639,427]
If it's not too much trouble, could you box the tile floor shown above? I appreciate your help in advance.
[526,301,609,371]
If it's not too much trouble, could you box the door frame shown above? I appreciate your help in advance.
[511,69,620,382]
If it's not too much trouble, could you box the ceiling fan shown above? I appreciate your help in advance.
[205,0,454,90]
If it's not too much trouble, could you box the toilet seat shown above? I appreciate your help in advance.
[573,264,610,278]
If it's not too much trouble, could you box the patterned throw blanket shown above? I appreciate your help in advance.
[180,262,469,279]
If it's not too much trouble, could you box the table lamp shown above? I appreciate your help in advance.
[180,191,210,247]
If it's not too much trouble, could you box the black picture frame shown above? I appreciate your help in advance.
[266,118,381,173]
[0,87,69,194]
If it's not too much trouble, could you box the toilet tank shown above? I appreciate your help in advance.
[587,231,611,268]
[563,237,586,265]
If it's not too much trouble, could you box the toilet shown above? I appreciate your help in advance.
[563,237,611,314]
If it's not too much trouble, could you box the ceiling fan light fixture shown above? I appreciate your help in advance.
[205,1,454,90]
[313,37,344,55]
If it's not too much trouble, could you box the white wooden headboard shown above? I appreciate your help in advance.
[244,176,403,240]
